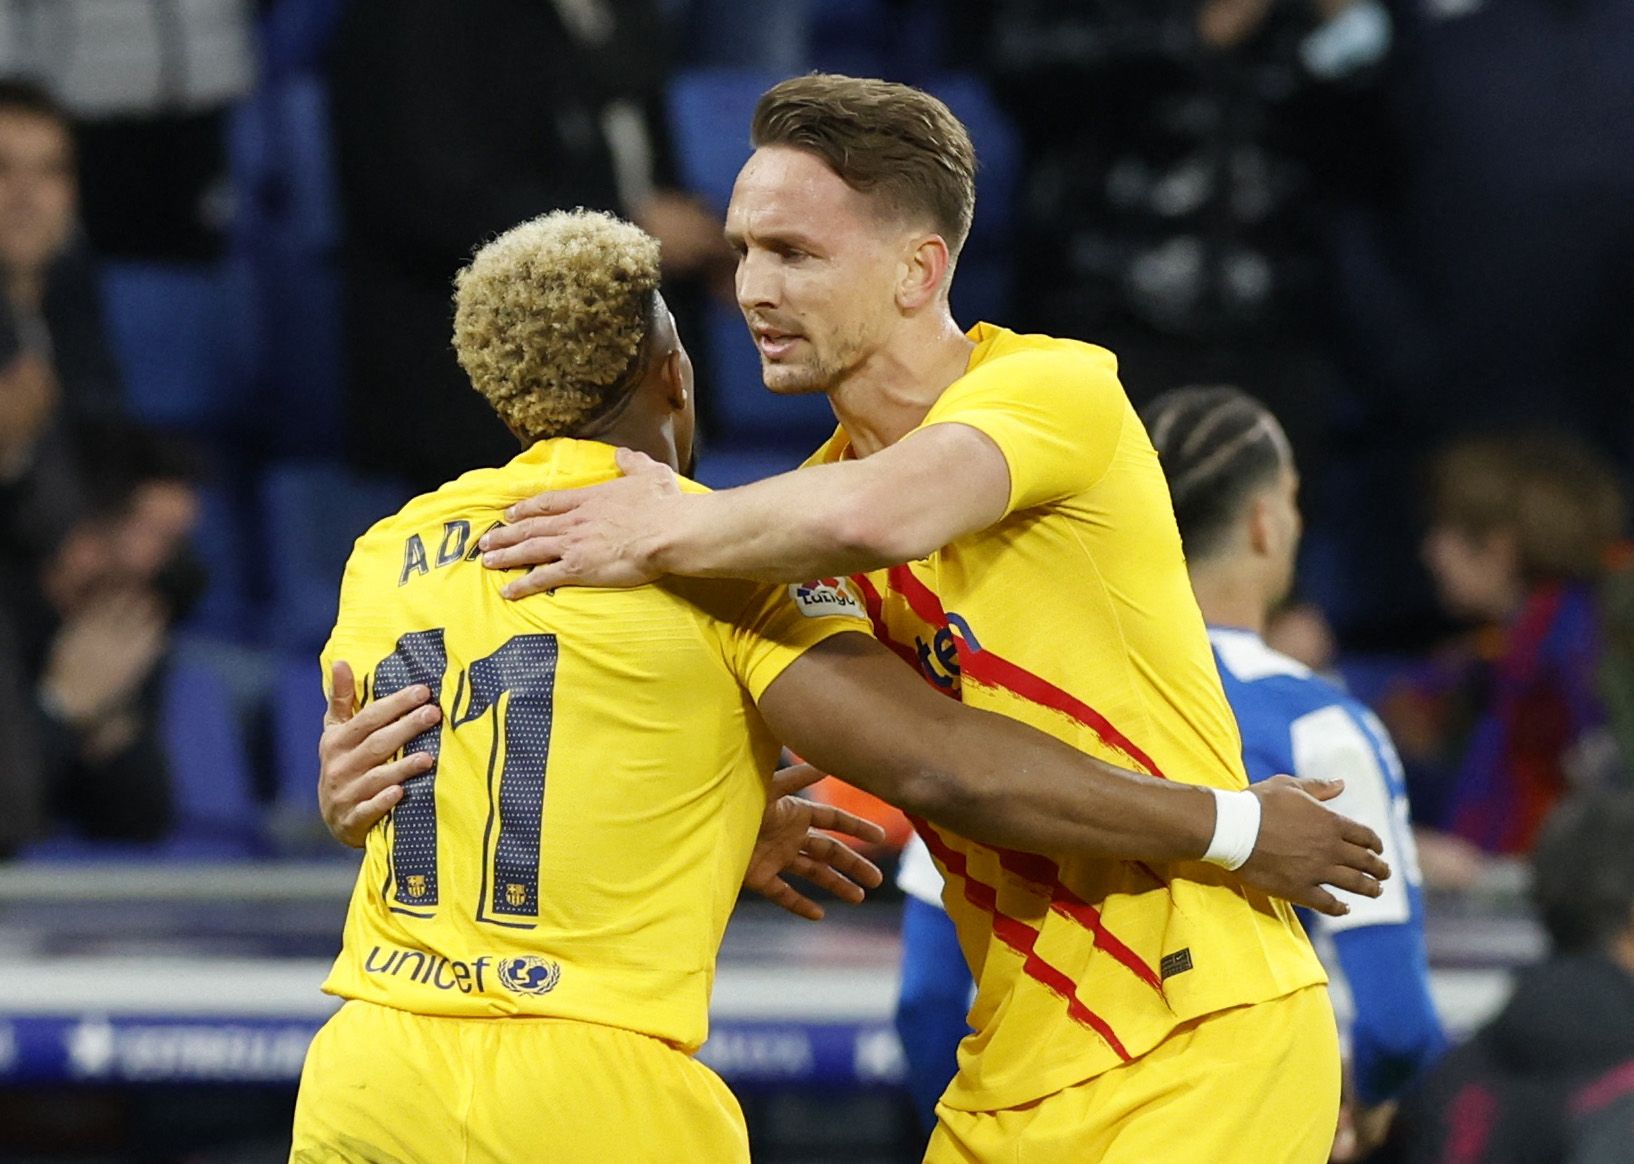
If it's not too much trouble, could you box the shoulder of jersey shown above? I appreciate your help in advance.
[983,327,1119,377]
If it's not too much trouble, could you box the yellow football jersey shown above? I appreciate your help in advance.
[809,323,1328,1112]
[319,439,869,1052]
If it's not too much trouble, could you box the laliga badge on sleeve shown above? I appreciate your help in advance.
[790,578,867,620]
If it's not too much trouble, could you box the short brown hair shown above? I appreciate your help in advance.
[452,209,660,442]
[751,73,976,258]
[1429,432,1627,584]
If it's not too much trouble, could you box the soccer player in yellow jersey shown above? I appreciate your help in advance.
[296,209,1387,1163]
[474,76,1381,1162]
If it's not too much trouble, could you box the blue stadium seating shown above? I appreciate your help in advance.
[229,71,346,457]
[265,652,337,856]
[99,259,257,436]
[157,654,266,856]
[692,445,810,491]
[182,482,255,642]
[929,73,1021,326]
[259,460,411,652]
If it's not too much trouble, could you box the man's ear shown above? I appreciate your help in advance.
[1247,494,1275,557]
[660,348,687,413]
[896,234,951,312]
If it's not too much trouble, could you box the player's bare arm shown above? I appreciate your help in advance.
[478,422,1009,598]
[757,634,1391,918]
[318,661,890,918]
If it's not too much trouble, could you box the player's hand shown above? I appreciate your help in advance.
[479,448,682,599]
[745,764,888,921]
[1238,776,1390,917]
[317,660,441,847]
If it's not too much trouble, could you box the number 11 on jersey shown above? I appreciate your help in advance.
[371,628,560,928]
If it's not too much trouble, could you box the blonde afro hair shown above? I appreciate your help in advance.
[453,208,662,441]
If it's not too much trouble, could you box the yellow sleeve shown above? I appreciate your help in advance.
[672,576,875,702]
[919,347,1127,516]
[319,535,396,704]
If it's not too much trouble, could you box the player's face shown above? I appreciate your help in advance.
[725,146,905,396]
[0,112,74,277]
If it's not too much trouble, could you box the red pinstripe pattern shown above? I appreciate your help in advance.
[884,566,1168,779]
[914,819,1133,1062]
[849,573,930,676]
[988,847,1166,997]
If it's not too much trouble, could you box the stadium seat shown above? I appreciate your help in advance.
[157,654,266,856]
[230,72,346,457]
[99,259,256,435]
[259,460,411,652]
[667,69,769,214]
[266,653,336,855]
[927,73,1020,326]
[181,481,255,642]
[692,445,809,491]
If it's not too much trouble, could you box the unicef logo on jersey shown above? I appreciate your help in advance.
[497,956,562,997]
[790,578,865,620]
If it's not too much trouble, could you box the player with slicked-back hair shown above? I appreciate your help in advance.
[480,74,1395,1164]
[749,73,977,264]
[297,209,1388,1163]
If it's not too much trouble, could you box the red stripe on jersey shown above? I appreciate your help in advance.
[988,847,1166,997]
[849,573,922,673]
[914,819,1133,1062]
[887,564,947,628]
[959,650,1168,779]
[882,567,1168,779]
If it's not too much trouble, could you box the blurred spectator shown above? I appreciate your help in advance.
[1381,790,1634,1164]
[961,0,1391,484]
[0,0,257,261]
[0,424,205,856]
[0,80,124,574]
[1381,433,1628,862]
[328,0,730,490]
[1315,0,1634,644]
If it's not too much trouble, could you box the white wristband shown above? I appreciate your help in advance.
[1202,788,1261,870]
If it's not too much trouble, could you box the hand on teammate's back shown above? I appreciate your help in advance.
[745,764,888,922]
[318,661,440,847]
[1239,776,1390,917]
[480,448,681,598]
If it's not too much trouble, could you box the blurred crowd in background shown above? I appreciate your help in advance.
[0,0,1632,967]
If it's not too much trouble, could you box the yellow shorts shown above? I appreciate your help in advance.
[926,984,1341,1164]
[290,1000,748,1164]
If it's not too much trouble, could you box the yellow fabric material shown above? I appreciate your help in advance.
[320,438,868,1051]
[809,324,1327,1112]
[290,1000,749,1164]
[924,985,1341,1163]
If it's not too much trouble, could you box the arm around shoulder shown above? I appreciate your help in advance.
[652,424,1011,583]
